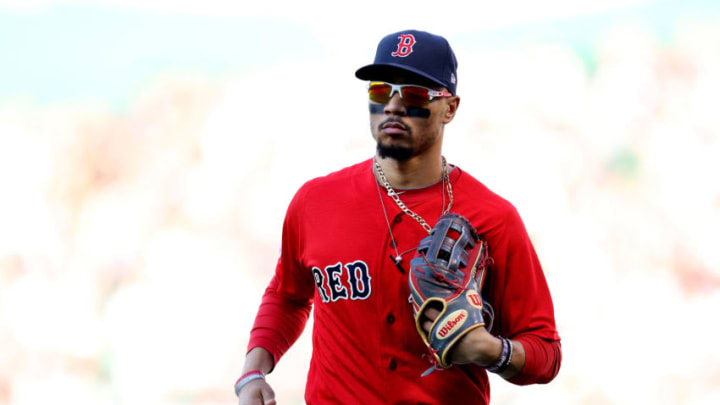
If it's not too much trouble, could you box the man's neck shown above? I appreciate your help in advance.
[374,151,444,189]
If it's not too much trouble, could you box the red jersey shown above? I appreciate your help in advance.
[248,159,561,404]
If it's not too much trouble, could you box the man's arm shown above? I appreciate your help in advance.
[508,335,562,385]
[420,203,562,383]
[237,186,315,402]
[237,347,277,405]
[236,274,314,403]
[451,325,561,383]
[242,346,275,376]
[246,274,314,366]
[422,309,560,383]
[485,204,562,384]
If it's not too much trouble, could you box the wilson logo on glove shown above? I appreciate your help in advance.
[436,310,467,339]
[467,291,484,309]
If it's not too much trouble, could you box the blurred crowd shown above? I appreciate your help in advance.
[1,21,719,405]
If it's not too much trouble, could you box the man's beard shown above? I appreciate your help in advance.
[376,117,415,161]
[376,142,415,161]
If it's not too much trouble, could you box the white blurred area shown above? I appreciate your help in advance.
[1,1,720,405]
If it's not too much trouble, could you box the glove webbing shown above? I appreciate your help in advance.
[415,254,469,292]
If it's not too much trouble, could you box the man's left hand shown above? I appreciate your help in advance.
[420,307,501,366]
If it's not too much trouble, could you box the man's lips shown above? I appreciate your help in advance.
[381,121,408,135]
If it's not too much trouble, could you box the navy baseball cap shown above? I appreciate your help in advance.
[355,30,458,95]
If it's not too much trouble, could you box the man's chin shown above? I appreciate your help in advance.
[377,143,415,161]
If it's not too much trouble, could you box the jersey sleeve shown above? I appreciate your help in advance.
[486,204,562,384]
[247,185,316,368]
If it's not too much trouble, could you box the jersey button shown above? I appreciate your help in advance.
[393,215,403,224]
[386,314,395,324]
[389,360,397,370]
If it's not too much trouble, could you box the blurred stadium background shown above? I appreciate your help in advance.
[1,0,719,404]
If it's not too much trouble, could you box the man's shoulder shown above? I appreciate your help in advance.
[455,167,509,202]
[296,158,372,197]
[455,166,519,218]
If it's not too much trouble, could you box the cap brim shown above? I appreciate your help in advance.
[355,63,449,92]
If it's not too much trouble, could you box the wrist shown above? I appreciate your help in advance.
[243,347,274,375]
[234,369,265,397]
[484,336,514,374]
[469,329,503,366]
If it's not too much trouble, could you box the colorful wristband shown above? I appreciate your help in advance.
[485,337,513,374]
[234,370,265,397]
[504,338,514,372]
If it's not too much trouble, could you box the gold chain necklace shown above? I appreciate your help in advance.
[373,156,453,234]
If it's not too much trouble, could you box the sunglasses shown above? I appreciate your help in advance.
[367,81,453,108]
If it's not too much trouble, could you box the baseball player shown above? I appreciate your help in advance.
[235,30,561,405]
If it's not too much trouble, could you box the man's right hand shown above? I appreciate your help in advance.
[237,347,277,405]
[237,378,276,405]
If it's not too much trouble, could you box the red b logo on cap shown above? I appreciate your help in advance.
[391,34,416,57]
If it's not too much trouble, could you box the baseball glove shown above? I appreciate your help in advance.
[408,213,494,375]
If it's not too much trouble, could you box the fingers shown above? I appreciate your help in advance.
[238,380,276,405]
[424,307,440,320]
[421,307,441,333]
[422,319,433,333]
[262,384,276,405]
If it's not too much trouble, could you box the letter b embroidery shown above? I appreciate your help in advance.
[391,34,416,57]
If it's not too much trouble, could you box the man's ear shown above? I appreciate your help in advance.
[443,96,460,124]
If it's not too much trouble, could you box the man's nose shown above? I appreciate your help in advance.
[383,92,407,116]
